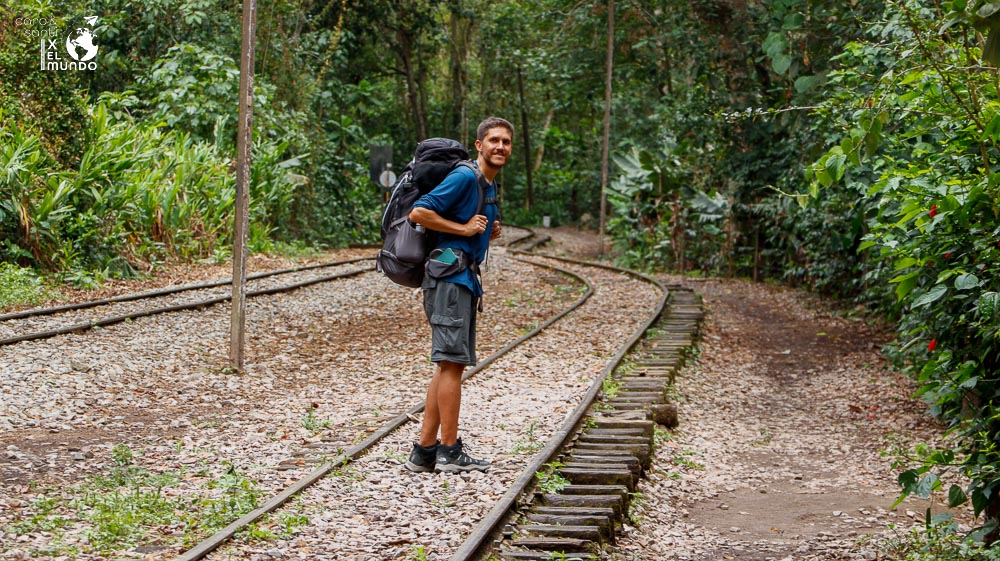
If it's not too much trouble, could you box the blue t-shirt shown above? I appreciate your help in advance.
[412,164,498,296]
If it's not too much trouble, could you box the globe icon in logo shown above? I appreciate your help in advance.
[65,27,98,62]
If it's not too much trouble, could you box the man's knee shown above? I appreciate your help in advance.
[438,360,465,377]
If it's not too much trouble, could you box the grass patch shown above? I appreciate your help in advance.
[601,376,621,399]
[3,445,290,557]
[871,517,1000,561]
[511,420,544,454]
[0,262,57,308]
[301,403,334,434]
[535,462,570,494]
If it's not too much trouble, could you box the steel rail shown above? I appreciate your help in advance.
[0,264,374,347]
[449,251,669,561]
[173,255,595,561]
[0,257,373,323]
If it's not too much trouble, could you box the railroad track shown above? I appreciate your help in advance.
[0,257,375,347]
[0,229,690,560]
[0,228,539,347]
[180,249,697,561]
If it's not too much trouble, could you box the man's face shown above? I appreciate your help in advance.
[476,127,512,169]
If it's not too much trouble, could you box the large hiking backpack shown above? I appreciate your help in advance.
[376,138,487,288]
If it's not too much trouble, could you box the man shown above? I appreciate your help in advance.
[404,117,513,473]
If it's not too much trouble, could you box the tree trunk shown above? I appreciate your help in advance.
[399,29,428,141]
[986,489,999,545]
[533,106,555,173]
[599,0,615,254]
[516,66,534,211]
[448,7,472,143]
[671,192,684,272]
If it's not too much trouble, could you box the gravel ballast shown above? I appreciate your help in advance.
[0,229,970,560]
[0,244,662,560]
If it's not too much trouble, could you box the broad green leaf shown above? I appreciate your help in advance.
[972,488,990,516]
[978,1,1000,18]
[911,285,948,308]
[936,269,958,284]
[772,53,793,75]
[827,153,847,181]
[985,22,1000,65]
[955,273,981,290]
[816,167,832,188]
[983,115,1000,142]
[782,13,805,30]
[864,118,882,156]
[898,468,920,493]
[914,473,940,497]
[959,376,979,389]
[794,75,821,93]
[893,272,920,301]
[900,71,923,85]
[940,16,964,35]
[977,291,1000,317]
[762,32,787,58]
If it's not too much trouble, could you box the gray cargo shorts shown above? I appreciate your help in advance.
[422,279,478,366]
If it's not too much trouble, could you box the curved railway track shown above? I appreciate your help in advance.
[0,230,698,561]
[184,248,691,561]
[0,227,539,347]
[0,257,375,346]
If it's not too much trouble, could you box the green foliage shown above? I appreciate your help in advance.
[0,2,88,164]
[0,262,55,308]
[408,545,430,561]
[511,420,544,454]
[5,449,271,556]
[875,514,1000,560]
[138,44,244,144]
[0,102,304,276]
[607,143,693,271]
[534,462,569,494]
[301,403,334,434]
[806,0,1000,538]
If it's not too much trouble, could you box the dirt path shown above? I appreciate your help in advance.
[607,276,968,560]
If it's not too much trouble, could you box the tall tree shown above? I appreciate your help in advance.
[599,0,615,251]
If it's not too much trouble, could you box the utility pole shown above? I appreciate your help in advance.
[230,0,257,372]
[599,0,614,256]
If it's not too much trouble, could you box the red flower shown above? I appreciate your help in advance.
[929,204,938,218]
[944,253,951,259]
[928,339,937,351]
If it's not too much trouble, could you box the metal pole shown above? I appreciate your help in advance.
[230,0,257,372]
[599,0,614,256]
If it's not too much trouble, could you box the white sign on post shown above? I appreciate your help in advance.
[379,165,397,188]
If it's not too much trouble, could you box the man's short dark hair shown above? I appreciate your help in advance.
[476,117,514,141]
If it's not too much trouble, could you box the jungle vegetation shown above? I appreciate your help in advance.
[2,0,999,554]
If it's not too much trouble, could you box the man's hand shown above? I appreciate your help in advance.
[490,219,502,240]
[464,214,489,237]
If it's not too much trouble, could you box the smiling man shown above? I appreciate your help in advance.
[404,117,513,473]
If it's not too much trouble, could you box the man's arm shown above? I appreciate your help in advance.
[409,207,488,237]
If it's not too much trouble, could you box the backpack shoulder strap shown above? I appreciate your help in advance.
[456,161,497,216]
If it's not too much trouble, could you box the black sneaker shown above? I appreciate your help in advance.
[405,441,439,473]
[436,438,490,472]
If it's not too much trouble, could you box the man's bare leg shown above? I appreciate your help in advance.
[419,360,465,447]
